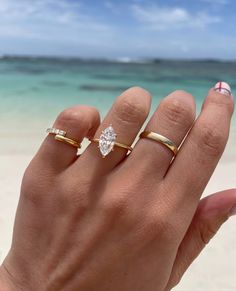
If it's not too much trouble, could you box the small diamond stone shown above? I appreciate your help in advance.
[99,125,116,157]
[46,128,66,136]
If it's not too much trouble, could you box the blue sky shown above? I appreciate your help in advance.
[0,0,235,59]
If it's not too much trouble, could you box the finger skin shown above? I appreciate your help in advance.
[76,87,151,175]
[163,89,234,232]
[33,105,100,172]
[1,88,234,291]
[127,90,196,180]
[165,189,236,290]
[0,268,17,291]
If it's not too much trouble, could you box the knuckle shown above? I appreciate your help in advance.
[168,270,183,290]
[67,192,90,215]
[114,88,150,124]
[64,177,89,204]
[99,194,128,218]
[57,106,86,126]
[82,105,100,123]
[141,210,177,241]
[21,184,42,205]
[198,123,227,156]
[199,223,217,245]
[56,178,91,215]
[157,218,177,240]
[198,213,228,245]
[21,166,49,206]
[160,95,194,128]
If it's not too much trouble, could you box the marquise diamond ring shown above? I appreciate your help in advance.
[90,125,133,158]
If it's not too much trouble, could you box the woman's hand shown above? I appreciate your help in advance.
[0,84,235,291]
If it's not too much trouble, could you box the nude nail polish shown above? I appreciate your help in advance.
[214,81,232,96]
[229,205,236,216]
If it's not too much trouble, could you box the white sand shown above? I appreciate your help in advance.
[0,132,235,290]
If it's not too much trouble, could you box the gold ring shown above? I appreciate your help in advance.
[55,135,81,148]
[90,125,132,158]
[140,131,178,155]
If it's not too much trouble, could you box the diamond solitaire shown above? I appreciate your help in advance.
[98,125,117,157]
[90,125,133,157]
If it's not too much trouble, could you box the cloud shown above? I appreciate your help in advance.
[0,0,79,21]
[0,1,233,59]
[132,4,222,30]
[0,0,112,40]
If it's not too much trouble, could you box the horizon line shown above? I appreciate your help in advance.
[0,54,236,63]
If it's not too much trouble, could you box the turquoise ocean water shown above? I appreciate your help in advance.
[0,57,235,144]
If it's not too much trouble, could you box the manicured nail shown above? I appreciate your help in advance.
[229,205,236,217]
[214,81,232,96]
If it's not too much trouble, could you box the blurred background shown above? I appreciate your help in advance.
[0,1,235,290]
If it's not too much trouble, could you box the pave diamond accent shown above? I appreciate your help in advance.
[99,125,116,157]
[46,128,66,136]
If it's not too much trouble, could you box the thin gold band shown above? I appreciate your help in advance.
[91,138,133,152]
[140,131,178,155]
[55,135,81,149]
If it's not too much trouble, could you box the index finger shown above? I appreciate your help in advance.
[162,82,234,230]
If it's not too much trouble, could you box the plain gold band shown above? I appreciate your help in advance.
[140,131,178,155]
[55,135,81,149]
[91,138,133,152]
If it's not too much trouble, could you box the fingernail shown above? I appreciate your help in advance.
[229,205,236,217]
[214,81,232,96]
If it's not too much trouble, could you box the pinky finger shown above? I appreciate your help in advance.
[165,189,236,290]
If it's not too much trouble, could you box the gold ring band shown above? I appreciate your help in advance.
[55,135,81,148]
[140,131,178,155]
[91,138,133,152]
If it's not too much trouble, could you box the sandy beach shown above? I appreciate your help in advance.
[0,127,235,291]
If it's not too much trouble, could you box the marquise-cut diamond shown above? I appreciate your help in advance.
[99,125,116,157]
